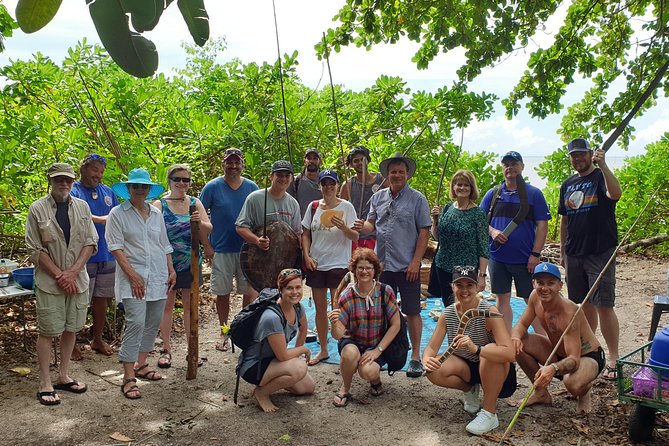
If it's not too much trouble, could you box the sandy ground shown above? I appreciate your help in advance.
[1,254,668,446]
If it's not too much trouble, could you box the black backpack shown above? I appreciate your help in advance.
[231,288,301,403]
[379,285,410,375]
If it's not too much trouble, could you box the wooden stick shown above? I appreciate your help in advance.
[186,203,200,380]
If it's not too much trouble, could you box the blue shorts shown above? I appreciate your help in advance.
[488,258,533,298]
[466,359,517,398]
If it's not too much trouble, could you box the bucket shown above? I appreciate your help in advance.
[650,325,669,379]
[0,273,9,287]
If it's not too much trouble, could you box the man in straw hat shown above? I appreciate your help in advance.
[559,138,622,380]
[26,162,98,405]
[356,152,432,378]
[511,262,604,413]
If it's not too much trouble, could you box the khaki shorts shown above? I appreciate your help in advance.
[211,252,249,296]
[35,287,89,337]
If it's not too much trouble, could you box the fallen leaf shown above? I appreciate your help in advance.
[109,432,133,442]
[278,434,292,441]
[9,367,31,376]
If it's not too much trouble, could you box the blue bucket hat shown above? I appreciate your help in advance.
[111,168,165,200]
[532,262,561,281]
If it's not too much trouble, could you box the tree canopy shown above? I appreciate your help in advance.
[321,0,669,150]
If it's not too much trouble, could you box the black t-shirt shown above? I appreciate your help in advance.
[558,169,617,256]
[55,201,71,246]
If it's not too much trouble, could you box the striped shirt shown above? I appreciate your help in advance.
[338,283,398,348]
[444,300,495,362]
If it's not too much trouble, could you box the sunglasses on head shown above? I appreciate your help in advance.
[84,154,107,164]
[129,183,150,190]
[279,268,301,278]
[170,177,191,183]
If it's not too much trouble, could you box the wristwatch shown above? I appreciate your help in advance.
[531,251,541,258]
[377,345,384,353]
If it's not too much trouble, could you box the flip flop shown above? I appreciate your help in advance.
[215,337,230,352]
[53,380,87,394]
[134,364,162,381]
[37,390,60,406]
[157,351,172,369]
[333,392,351,408]
[121,378,141,400]
[307,355,330,366]
[602,365,618,381]
[369,381,384,397]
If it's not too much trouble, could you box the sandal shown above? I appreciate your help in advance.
[333,392,352,408]
[370,381,385,397]
[134,363,162,381]
[37,390,60,406]
[216,336,230,352]
[121,378,141,399]
[602,365,618,381]
[53,379,87,394]
[157,350,172,369]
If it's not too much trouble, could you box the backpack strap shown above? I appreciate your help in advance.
[308,199,319,228]
[487,184,502,224]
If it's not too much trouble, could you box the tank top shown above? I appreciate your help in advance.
[444,299,495,362]
[349,173,384,240]
[160,197,198,272]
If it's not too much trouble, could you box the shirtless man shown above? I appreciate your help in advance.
[511,262,605,413]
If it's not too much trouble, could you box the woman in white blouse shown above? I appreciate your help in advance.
[107,168,176,399]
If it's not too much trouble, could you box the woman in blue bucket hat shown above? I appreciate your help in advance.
[106,168,176,399]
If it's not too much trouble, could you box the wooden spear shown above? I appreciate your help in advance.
[186,203,200,380]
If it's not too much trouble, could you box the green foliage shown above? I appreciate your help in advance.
[11,0,208,77]
[322,0,669,150]
[0,3,18,52]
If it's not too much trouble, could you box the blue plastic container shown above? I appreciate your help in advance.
[650,325,669,379]
[11,267,34,290]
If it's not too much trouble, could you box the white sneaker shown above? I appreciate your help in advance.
[465,409,499,436]
[462,384,480,414]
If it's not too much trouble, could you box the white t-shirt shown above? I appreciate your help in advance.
[301,199,356,271]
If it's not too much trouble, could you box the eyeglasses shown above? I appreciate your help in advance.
[129,184,150,190]
[83,154,107,164]
[279,268,301,278]
[170,177,192,183]
[385,201,394,217]
[52,176,74,184]
[356,266,374,272]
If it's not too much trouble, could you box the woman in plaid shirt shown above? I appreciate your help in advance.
[328,248,401,407]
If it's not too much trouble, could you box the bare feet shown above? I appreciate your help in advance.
[70,344,83,361]
[525,389,553,407]
[576,390,592,413]
[253,387,279,413]
[91,340,114,356]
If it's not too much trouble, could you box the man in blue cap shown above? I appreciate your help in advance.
[559,138,622,380]
[511,262,604,413]
[480,151,551,333]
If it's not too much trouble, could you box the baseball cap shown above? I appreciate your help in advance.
[502,151,523,163]
[223,148,244,161]
[567,138,591,154]
[451,266,478,284]
[318,169,339,183]
[47,163,76,178]
[271,160,294,174]
[532,262,561,281]
[305,148,321,158]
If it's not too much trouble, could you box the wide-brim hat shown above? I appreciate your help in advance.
[111,168,165,200]
[379,152,416,179]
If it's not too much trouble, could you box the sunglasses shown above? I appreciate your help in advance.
[453,265,476,274]
[83,153,107,164]
[52,176,74,184]
[129,184,150,190]
[279,268,301,278]
[225,149,243,157]
[170,177,192,183]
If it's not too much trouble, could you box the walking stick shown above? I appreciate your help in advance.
[498,183,663,444]
[186,203,200,380]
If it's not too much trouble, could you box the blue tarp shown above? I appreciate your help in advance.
[298,292,530,370]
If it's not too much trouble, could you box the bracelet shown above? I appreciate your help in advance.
[478,272,487,277]
[551,363,560,374]
[531,251,541,258]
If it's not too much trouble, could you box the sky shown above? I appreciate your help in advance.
[2,0,667,159]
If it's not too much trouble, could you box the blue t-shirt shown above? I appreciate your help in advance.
[71,181,119,263]
[480,182,551,264]
[200,177,258,253]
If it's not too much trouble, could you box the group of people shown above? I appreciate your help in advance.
[24,137,621,436]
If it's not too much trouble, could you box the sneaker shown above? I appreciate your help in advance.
[406,360,424,378]
[462,384,480,414]
[465,409,499,436]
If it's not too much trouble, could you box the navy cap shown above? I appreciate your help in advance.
[451,266,478,284]
[271,160,294,174]
[567,138,592,154]
[532,262,561,281]
[223,148,244,161]
[502,151,523,163]
[319,168,339,183]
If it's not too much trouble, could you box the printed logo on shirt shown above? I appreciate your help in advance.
[104,195,113,207]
